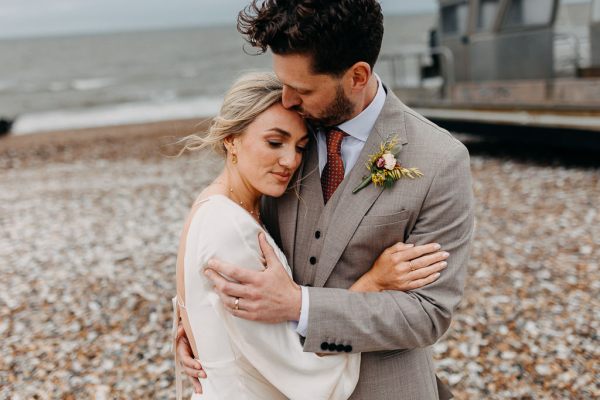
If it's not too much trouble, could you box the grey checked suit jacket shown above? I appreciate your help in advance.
[262,90,474,400]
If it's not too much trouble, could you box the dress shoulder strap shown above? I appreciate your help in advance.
[191,197,213,208]
[171,296,184,400]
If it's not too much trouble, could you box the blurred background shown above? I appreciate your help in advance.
[0,0,598,398]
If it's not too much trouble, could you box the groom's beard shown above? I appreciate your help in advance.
[295,84,355,127]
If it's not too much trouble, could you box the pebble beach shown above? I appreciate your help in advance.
[0,122,598,399]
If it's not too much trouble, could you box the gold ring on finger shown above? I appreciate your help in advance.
[234,297,240,311]
[409,261,415,271]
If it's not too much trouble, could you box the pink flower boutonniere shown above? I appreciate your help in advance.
[352,135,423,194]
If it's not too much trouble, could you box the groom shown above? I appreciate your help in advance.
[178,1,474,398]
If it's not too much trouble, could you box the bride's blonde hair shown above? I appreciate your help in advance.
[178,72,283,156]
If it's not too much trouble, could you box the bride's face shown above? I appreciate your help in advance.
[232,103,309,198]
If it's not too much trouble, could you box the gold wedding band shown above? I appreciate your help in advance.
[409,261,415,271]
[234,297,240,311]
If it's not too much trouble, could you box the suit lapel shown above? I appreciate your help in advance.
[313,92,409,287]
[277,135,321,266]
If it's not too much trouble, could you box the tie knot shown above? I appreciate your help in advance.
[326,129,347,155]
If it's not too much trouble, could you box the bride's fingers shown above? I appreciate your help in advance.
[408,270,442,290]
[395,243,442,262]
[409,261,448,280]
[409,251,449,270]
[386,242,413,254]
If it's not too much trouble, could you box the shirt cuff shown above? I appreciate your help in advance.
[296,286,310,337]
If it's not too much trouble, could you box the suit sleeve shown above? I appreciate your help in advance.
[197,204,360,399]
[303,142,475,353]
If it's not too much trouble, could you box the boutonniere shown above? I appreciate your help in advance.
[352,135,423,194]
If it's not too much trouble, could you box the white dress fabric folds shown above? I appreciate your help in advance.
[174,195,360,400]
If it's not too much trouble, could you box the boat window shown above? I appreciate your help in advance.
[502,0,554,29]
[441,3,469,35]
[477,0,500,31]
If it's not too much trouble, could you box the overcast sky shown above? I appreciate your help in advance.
[0,0,437,39]
[0,0,590,39]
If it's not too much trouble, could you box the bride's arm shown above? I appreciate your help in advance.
[349,242,448,292]
[190,203,360,400]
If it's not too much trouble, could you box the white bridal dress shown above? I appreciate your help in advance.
[172,195,360,400]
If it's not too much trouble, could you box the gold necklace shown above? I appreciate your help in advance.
[228,187,261,219]
[212,180,261,219]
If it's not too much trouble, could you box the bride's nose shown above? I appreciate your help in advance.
[279,148,299,168]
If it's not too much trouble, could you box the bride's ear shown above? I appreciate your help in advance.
[223,136,235,152]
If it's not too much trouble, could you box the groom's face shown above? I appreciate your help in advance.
[273,53,356,127]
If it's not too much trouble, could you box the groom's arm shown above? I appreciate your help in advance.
[205,143,474,352]
[302,143,474,353]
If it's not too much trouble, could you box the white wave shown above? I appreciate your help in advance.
[48,81,71,92]
[12,96,222,135]
[71,77,116,91]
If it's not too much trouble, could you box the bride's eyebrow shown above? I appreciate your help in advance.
[266,128,291,137]
[267,128,309,141]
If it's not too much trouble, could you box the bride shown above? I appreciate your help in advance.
[173,72,448,399]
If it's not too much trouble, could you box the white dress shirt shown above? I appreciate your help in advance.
[297,75,387,336]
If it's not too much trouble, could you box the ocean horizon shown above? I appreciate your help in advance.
[0,12,436,135]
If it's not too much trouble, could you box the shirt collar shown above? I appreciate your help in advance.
[335,74,386,142]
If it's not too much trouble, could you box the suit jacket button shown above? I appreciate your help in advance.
[320,342,329,351]
[309,256,317,265]
[315,230,321,239]
[344,345,353,353]
[336,344,345,352]
[328,343,337,352]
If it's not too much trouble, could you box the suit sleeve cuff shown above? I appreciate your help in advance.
[296,286,310,337]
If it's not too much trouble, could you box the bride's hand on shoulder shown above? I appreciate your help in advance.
[351,242,449,292]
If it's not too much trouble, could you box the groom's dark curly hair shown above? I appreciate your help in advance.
[237,0,384,76]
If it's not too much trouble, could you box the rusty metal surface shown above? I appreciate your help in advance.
[444,79,600,108]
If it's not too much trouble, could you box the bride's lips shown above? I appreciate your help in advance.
[271,172,291,183]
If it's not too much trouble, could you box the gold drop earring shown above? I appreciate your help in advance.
[232,153,238,164]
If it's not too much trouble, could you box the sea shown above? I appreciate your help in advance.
[0,3,590,135]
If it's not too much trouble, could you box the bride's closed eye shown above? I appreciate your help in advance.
[267,141,283,148]
[267,141,306,154]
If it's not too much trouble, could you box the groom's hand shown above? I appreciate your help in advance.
[175,323,206,393]
[204,232,302,323]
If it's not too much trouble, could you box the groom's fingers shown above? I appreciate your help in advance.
[205,269,253,299]
[176,323,186,341]
[205,258,259,284]
[258,232,279,269]
[176,337,207,388]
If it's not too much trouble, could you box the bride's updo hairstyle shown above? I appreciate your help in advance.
[179,72,283,156]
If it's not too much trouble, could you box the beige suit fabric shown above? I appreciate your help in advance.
[262,90,475,400]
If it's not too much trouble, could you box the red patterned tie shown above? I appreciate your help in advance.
[321,128,348,204]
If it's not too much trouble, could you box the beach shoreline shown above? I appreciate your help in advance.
[0,118,212,171]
